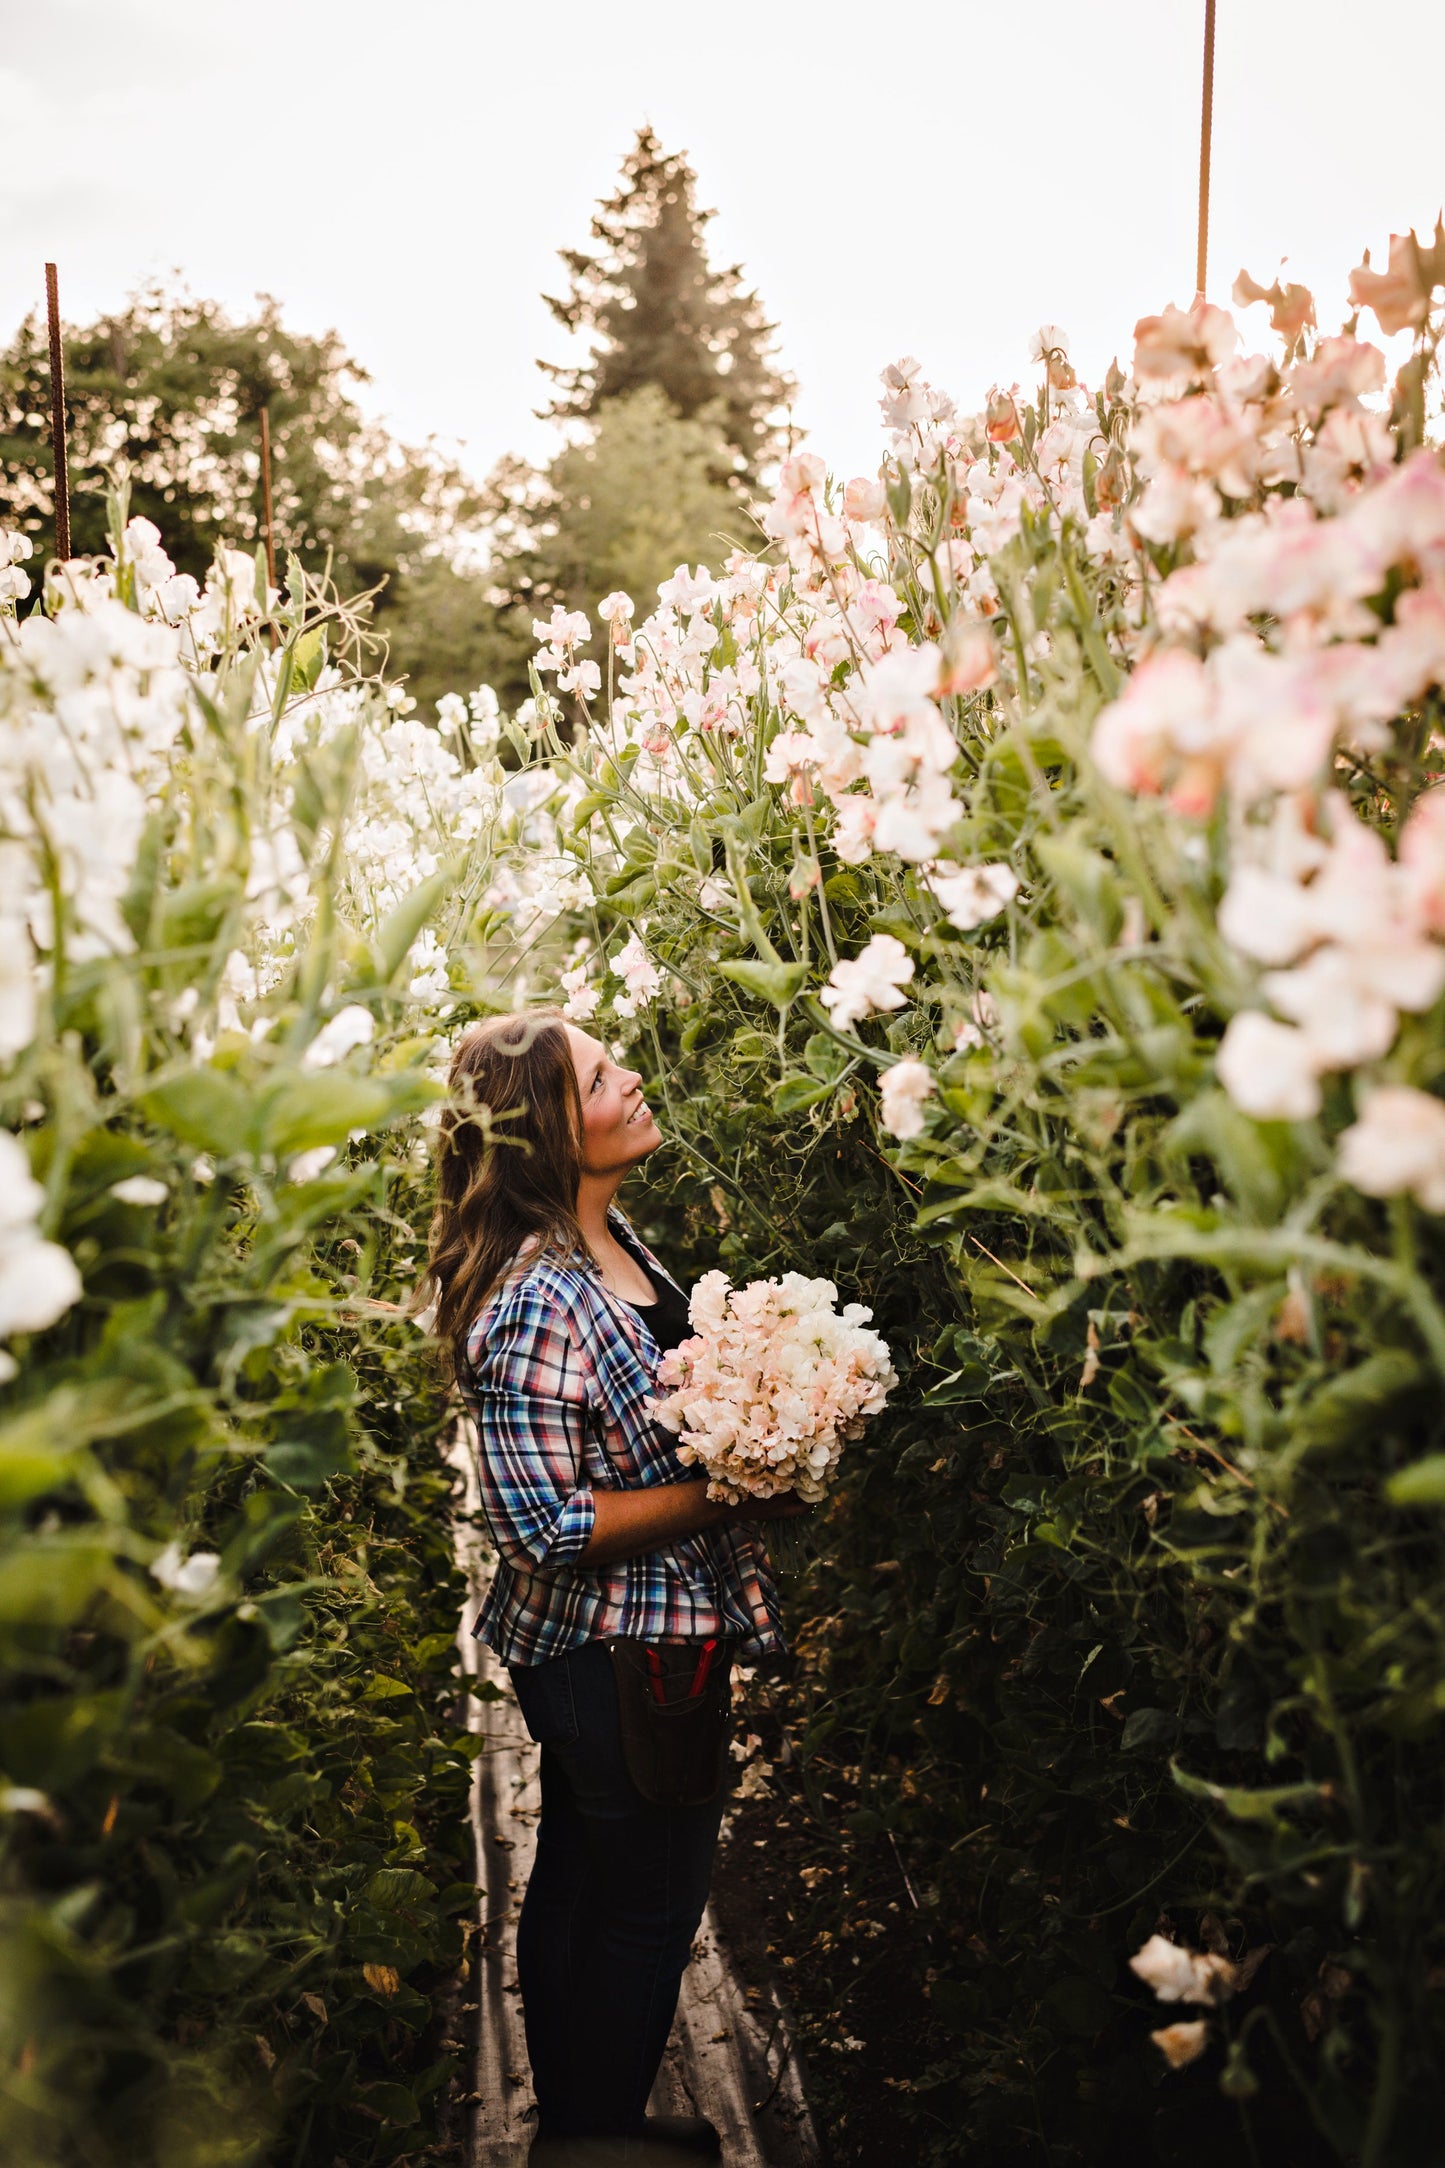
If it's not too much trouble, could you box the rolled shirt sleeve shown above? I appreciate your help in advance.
[468,1284,599,1572]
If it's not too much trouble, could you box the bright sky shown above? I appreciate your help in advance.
[3,0,1444,505]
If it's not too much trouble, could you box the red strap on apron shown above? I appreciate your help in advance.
[688,1637,719,1699]
[644,1646,668,1706]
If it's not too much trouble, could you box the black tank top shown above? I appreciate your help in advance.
[611,1221,693,1356]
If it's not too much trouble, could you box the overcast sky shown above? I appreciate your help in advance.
[3,0,1443,501]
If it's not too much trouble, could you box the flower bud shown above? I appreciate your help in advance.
[985,389,1020,445]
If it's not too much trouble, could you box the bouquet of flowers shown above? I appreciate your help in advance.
[650,1271,896,1562]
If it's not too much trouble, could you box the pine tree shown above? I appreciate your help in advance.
[540,126,794,487]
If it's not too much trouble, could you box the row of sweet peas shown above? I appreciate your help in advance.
[530,227,1445,1220]
[0,511,524,1383]
[1095,238,1445,1212]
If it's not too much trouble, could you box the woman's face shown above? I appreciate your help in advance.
[565,1026,662,1176]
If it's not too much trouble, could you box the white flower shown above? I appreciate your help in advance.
[110,1176,168,1207]
[150,1542,222,1600]
[926,861,1019,931]
[287,1146,338,1184]
[0,925,37,1059]
[1338,1086,1445,1211]
[880,1059,935,1139]
[0,1132,83,1343]
[468,684,502,749]
[597,591,635,624]
[302,1004,375,1069]
[1215,1011,1321,1121]
[560,962,601,1021]
[820,935,915,1033]
[610,933,662,1016]
[436,692,467,734]
[1029,324,1070,360]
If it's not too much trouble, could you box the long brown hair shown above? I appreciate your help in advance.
[428,1009,584,1372]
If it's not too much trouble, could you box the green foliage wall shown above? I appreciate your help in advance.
[0,516,491,2166]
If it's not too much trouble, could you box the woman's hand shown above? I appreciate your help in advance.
[722,1489,812,1524]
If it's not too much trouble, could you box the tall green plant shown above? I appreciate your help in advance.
[513,239,1445,2162]
[0,508,515,2165]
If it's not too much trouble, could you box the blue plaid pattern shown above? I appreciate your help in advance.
[461,1213,785,1667]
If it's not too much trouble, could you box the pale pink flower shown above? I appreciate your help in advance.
[844,477,887,523]
[559,962,601,1021]
[1286,335,1386,422]
[926,861,1019,930]
[1338,1086,1445,1212]
[610,932,662,1018]
[1215,1011,1322,1121]
[657,565,716,615]
[1151,2021,1210,2070]
[820,935,915,1032]
[651,1272,896,1507]
[1132,301,1236,382]
[1400,786,1445,933]
[1129,1935,1234,2007]
[879,1059,935,1140]
[1348,226,1441,337]
[1130,467,1221,547]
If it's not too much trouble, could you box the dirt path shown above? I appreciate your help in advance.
[453,1435,821,2168]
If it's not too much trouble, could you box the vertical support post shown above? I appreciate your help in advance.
[1196,0,1217,300]
[258,406,278,595]
[44,263,70,563]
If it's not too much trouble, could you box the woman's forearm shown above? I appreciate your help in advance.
[577,1480,811,1569]
[578,1478,730,1569]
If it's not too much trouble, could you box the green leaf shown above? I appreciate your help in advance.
[364,1868,435,1909]
[772,1074,832,1114]
[292,625,326,691]
[716,959,808,1007]
[1170,1760,1328,1826]
[1387,1454,1445,1506]
[1293,1349,1428,1456]
[355,2083,419,2127]
[142,1069,253,1155]
[804,1033,851,1084]
[258,1073,396,1159]
[363,1675,415,1702]
[364,862,460,990]
[1031,833,1122,943]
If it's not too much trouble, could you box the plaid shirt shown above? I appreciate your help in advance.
[462,1212,785,1668]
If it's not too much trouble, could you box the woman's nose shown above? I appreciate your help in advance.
[622,1068,643,1090]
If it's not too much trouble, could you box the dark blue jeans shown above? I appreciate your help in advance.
[508,1638,730,2139]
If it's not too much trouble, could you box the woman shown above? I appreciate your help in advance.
[430,1011,806,2165]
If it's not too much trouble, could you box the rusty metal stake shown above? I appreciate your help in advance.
[1196,0,1217,300]
[44,262,70,562]
[258,405,278,594]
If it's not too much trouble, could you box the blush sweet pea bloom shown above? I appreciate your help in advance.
[879,1058,935,1140]
[1337,1086,1445,1212]
[1215,1011,1322,1121]
[651,1271,896,1507]
[820,935,915,1033]
[1129,1934,1235,2007]
[610,932,663,1018]
[925,861,1019,931]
